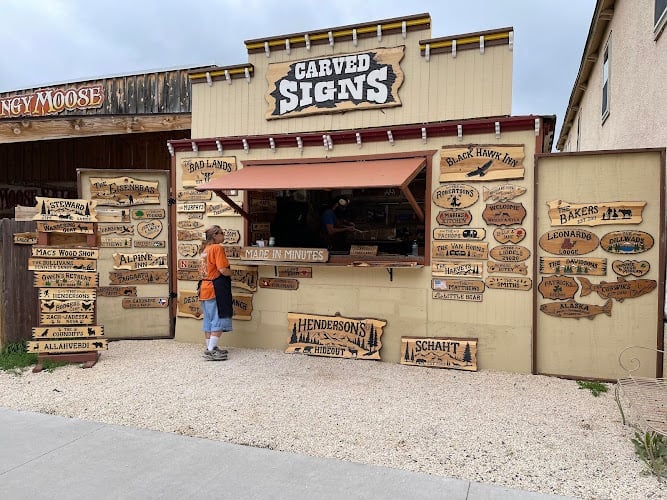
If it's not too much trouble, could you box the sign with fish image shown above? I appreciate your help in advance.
[578,277,657,302]
[540,299,612,320]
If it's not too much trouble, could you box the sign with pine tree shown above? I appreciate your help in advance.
[400,336,477,371]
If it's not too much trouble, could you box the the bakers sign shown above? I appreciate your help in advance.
[265,47,405,119]
[0,85,104,119]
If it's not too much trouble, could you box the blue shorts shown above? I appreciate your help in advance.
[201,298,233,333]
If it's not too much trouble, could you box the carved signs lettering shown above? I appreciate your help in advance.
[29,258,97,272]
[206,201,241,217]
[232,265,258,292]
[99,223,133,235]
[241,247,328,262]
[578,277,657,302]
[36,221,94,234]
[259,277,299,290]
[493,227,526,244]
[612,260,650,277]
[108,270,169,285]
[349,245,378,256]
[131,208,165,220]
[136,220,163,239]
[177,229,204,241]
[32,247,98,259]
[547,200,646,226]
[431,261,483,278]
[432,184,479,209]
[113,252,168,270]
[276,266,312,278]
[485,276,532,291]
[177,202,206,213]
[482,202,526,226]
[27,339,107,353]
[99,236,132,248]
[177,220,204,230]
[40,299,94,313]
[40,312,95,325]
[181,156,237,187]
[539,229,599,256]
[435,210,472,226]
[33,197,97,222]
[39,288,96,300]
[224,246,242,259]
[433,228,486,240]
[122,297,169,308]
[134,240,165,248]
[221,229,241,245]
[177,290,202,318]
[177,189,212,201]
[232,293,253,320]
[482,184,526,202]
[432,241,488,260]
[34,271,98,288]
[431,278,485,293]
[440,145,525,182]
[178,259,200,270]
[540,299,612,319]
[487,262,527,275]
[95,207,130,222]
[31,326,104,338]
[178,243,200,257]
[600,231,654,254]
[89,176,159,206]
[13,232,37,244]
[432,291,483,302]
[538,276,579,300]
[177,269,200,281]
[97,286,137,297]
[539,257,607,276]
[489,245,530,262]
[400,337,477,371]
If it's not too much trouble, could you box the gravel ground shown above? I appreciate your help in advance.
[1,339,665,499]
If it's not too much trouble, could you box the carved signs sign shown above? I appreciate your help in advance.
[485,277,532,291]
[599,231,654,254]
[122,297,169,308]
[493,227,526,244]
[89,177,159,206]
[432,241,488,260]
[432,291,483,302]
[482,202,526,226]
[36,221,94,234]
[0,84,104,119]
[108,270,169,285]
[433,228,485,241]
[32,247,98,259]
[99,224,133,235]
[39,288,96,300]
[276,266,312,278]
[400,337,477,371]
[440,145,525,182]
[578,277,657,302]
[540,299,612,319]
[612,260,650,277]
[482,184,526,202]
[538,276,579,300]
[13,232,37,244]
[432,261,483,278]
[539,229,599,256]
[136,220,163,239]
[33,197,97,222]
[34,272,98,288]
[432,184,479,209]
[431,278,484,293]
[27,339,107,353]
[180,157,238,187]
[546,200,646,226]
[177,189,212,202]
[436,210,472,226]
[206,201,241,217]
[259,277,299,290]
[487,262,527,275]
[232,265,258,292]
[241,247,328,262]
[539,257,607,276]
[178,243,200,257]
[31,325,104,338]
[97,286,137,297]
[232,293,253,320]
[177,290,202,319]
[112,252,168,270]
[286,312,386,360]
[40,299,95,313]
[489,245,530,262]
[40,312,95,325]
[132,208,165,220]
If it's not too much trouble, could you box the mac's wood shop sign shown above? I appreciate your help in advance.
[286,313,386,360]
[400,337,477,371]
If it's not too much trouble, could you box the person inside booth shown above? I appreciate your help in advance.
[320,197,356,251]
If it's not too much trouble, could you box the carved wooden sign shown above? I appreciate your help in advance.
[276,266,312,278]
[432,184,479,209]
[435,209,472,226]
[433,228,486,241]
[177,269,200,281]
[224,246,242,259]
[27,339,107,353]
[131,208,165,220]
[432,261,483,278]
[40,299,95,313]
[177,202,206,213]
[40,312,95,325]
[600,231,654,254]
[122,297,169,309]
[482,184,526,202]
[177,189,212,202]
[177,290,202,318]
[487,262,528,275]
[97,286,136,297]
[31,325,104,338]
[185,212,204,220]
[485,276,532,291]
[29,258,97,272]
[349,245,378,256]
[539,257,607,276]
[440,145,525,182]
[134,240,165,248]
[177,229,204,241]
[99,236,132,248]
[538,276,579,300]
[95,207,130,222]
[32,247,99,259]
[222,229,241,245]
[482,202,526,226]
[39,288,96,300]
[99,223,133,235]
[136,220,163,239]
[36,221,94,234]
[178,243,200,257]
[206,201,241,217]
[33,197,97,222]
[241,247,329,262]
[259,277,299,290]
[89,176,159,206]
[232,265,258,292]
[400,337,477,371]
[612,260,650,277]
[178,259,200,270]
[432,291,483,302]
[250,198,277,212]
[180,156,238,187]
[540,299,612,319]
[432,241,488,260]
[539,229,599,256]
[113,252,168,270]
[286,312,386,360]
[232,293,253,320]
[578,277,657,302]
[13,232,37,244]
[431,278,485,293]
[34,271,98,288]
[108,270,169,285]
[547,200,646,226]
[489,245,530,262]
[177,220,204,230]
[493,227,526,244]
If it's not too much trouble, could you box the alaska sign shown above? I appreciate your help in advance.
[440,145,525,182]
[89,176,159,206]
[547,200,646,226]
[400,337,477,371]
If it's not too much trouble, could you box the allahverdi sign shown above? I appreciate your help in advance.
[0,84,104,119]
[265,47,405,119]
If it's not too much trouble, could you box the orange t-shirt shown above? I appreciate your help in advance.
[198,244,230,300]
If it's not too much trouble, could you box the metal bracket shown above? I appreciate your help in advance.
[387,268,393,281]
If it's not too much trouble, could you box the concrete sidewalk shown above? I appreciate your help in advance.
[0,407,574,500]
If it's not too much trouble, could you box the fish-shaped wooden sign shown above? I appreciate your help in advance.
[578,277,657,302]
[540,299,612,319]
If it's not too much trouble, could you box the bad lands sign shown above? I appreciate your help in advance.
[0,84,104,119]
[265,46,404,119]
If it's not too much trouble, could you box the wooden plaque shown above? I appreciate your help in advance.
[600,231,654,254]
[206,201,241,217]
[32,247,99,259]
[482,202,527,226]
[27,339,107,353]
[431,278,485,293]
[349,245,378,256]
[232,293,253,320]
[39,289,96,300]
[440,145,525,182]
[185,212,204,220]
[493,227,526,244]
[89,176,159,206]
[286,312,386,360]
[489,245,531,262]
[177,290,202,319]
[259,277,299,290]
[250,198,277,212]
[136,220,163,239]
[13,232,37,244]
[435,210,472,226]
[432,291,483,302]
[538,276,579,300]
[482,184,526,202]
[539,257,607,276]
[178,243,200,257]
[99,223,134,235]
[547,200,646,226]
[578,277,657,302]
[431,261,483,278]
[432,241,488,260]
[177,189,212,201]
[540,299,612,319]
[177,229,204,241]
[40,299,95,313]
[229,266,257,292]
[32,325,104,338]
[113,252,167,270]
[485,276,532,291]
[241,247,328,263]
[222,229,241,245]
[29,258,97,272]
[177,269,200,281]
[108,270,169,285]
[400,337,477,371]
[178,259,200,270]
[95,207,130,222]
[433,228,486,241]
[180,156,237,188]
[36,221,94,234]
[176,202,206,213]
[40,312,95,325]
[122,297,169,308]
[432,184,479,209]
[539,229,599,256]
[131,208,165,220]
[33,197,97,222]
[34,271,98,288]
[276,266,312,278]
[612,260,650,277]
[224,246,242,259]
[177,220,204,229]
[134,240,166,248]
[487,261,528,275]
[97,286,137,297]
[99,236,132,248]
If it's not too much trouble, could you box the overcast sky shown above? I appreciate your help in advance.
[0,0,596,139]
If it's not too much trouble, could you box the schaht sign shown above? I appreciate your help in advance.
[265,46,404,119]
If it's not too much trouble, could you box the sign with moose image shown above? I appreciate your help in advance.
[546,200,646,227]
[400,337,477,371]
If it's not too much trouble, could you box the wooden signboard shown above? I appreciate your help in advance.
[122,297,169,308]
[136,220,163,239]
[177,290,202,318]
[482,184,526,202]
[185,212,204,220]
[432,184,479,209]
[612,260,650,277]
[538,276,579,300]
[89,176,159,206]
[440,145,525,182]
[241,247,328,263]
[177,229,204,241]
[222,229,241,245]
[431,261,483,278]
[276,266,312,278]
[432,291,483,302]
[206,201,241,217]
[600,230,654,254]
[224,246,242,259]
[99,223,133,235]
[432,241,488,260]
[180,156,237,187]
[487,262,528,275]
[29,258,97,272]
[32,247,99,259]
[34,271,98,288]
[250,198,277,212]
[482,202,527,226]
[33,197,97,222]
[433,228,486,241]
[485,276,532,291]
[27,339,107,353]
[547,200,646,226]
[13,232,37,244]
[232,265,258,292]
[177,220,204,230]
[95,207,130,222]
[177,189,212,202]
[539,229,599,256]
[493,227,526,244]
[113,252,168,270]
[32,325,104,338]
[435,209,472,226]
[39,288,96,300]
[259,277,299,290]
[40,312,95,325]
[286,312,386,360]
[489,245,530,262]
[349,245,378,256]
[36,221,94,234]
[400,337,477,371]
[539,257,607,276]
[108,270,169,285]
[99,236,132,248]
[578,277,657,302]
[177,269,200,281]
[540,299,612,319]
[97,286,136,297]
[40,299,95,313]
[232,293,253,320]
[131,208,165,220]
[178,259,200,270]
[431,278,485,293]
[178,243,200,257]
[177,202,206,213]
[134,240,166,248]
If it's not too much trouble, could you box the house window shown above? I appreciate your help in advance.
[656,0,667,38]
[601,36,611,123]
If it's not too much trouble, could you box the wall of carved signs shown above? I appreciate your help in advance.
[535,150,665,379]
